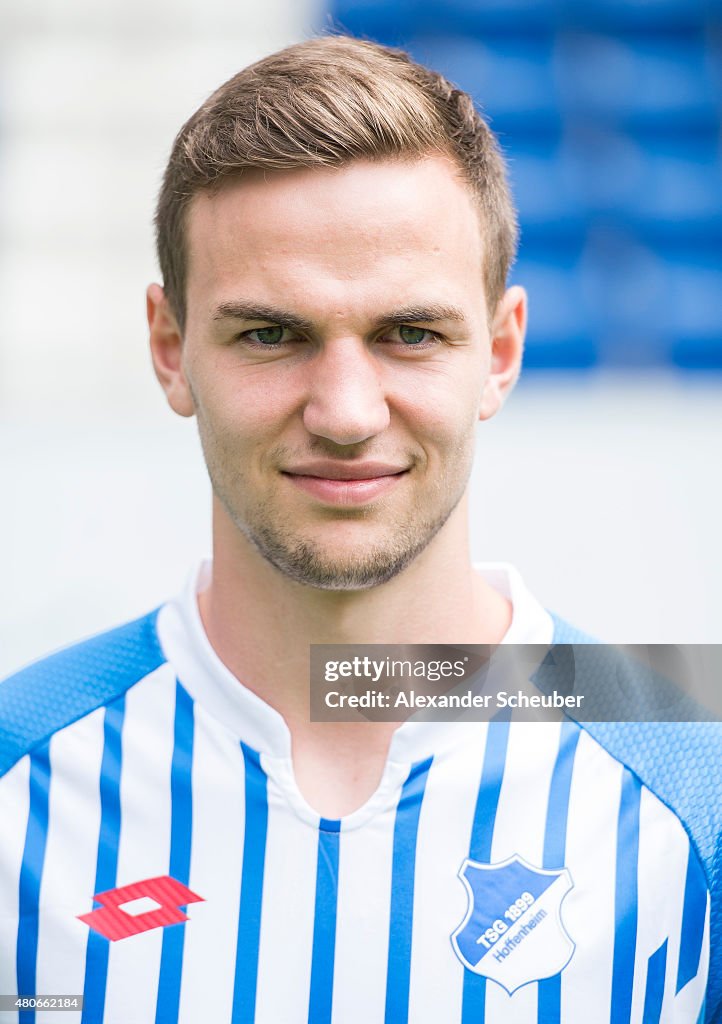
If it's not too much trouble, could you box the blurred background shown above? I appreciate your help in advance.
[1,0,721,676]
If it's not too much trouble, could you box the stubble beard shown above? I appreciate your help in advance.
[204,448,473,591]
[231,492,461,590]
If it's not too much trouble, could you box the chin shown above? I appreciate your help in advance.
[266,544,419,591]
[224,488,461,592]
[243,526,428,591]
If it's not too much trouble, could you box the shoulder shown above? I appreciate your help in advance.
[582,716,722,1018]
[545,615,722,1015]
[544,620,722,868]
[0,610,167,778]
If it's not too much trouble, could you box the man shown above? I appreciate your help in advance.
[0,34,719,1024]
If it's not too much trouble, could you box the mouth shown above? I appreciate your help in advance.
[281,463,410,506]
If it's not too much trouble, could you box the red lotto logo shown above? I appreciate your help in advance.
[78,875,204,941]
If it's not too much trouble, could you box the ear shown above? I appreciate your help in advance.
[478,285,527,422]
[147,283,195,417]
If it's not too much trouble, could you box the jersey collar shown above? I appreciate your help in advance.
[156,560,553,764]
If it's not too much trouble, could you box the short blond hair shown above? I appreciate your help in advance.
[155,35,518,329]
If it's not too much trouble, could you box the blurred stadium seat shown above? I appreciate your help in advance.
[405,36,562,133]
[328,0,722,370]
[556,34,719,130]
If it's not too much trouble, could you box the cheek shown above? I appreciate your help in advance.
[197,408,279,483]
[191,391,270,489]
[395,364,485,444]
[190,359,295,443]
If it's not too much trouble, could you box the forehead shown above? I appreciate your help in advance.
[184,157,486,316]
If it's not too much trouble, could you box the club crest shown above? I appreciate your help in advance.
[451,854,575,994]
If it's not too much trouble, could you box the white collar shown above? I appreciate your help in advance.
[156,560,553,763]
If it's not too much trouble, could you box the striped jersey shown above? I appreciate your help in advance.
[1,563,721,1023]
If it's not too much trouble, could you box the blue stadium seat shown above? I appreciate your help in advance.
[517,236,722,369]
[331,0,563,37]
[617,141,722,238]
[560,0,715,32]
[512,252,599,368]
[506,140,587,236]
[328,0,417,44]
[405,36,562,133]
[577,229,673,363]
[415,0,562,35]
[665,259,722,368]
[555,34,720,129]
[576,234,722,366]
[555,130,722,237]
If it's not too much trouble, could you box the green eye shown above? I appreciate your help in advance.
[253,326,285,345]
[398,325,427,345]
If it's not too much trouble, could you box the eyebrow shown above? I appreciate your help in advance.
[211,300,467,330]
[379,304,467,326]
[212,302,313,330]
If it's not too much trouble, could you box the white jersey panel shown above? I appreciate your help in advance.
[34,708,105,1018]
[177,702,247,1024]
[490,723,564,863]
[483,722,566,1022]
[103,664,177,1024]
[559,728,622,1023]
[405,727,489,1022]
[253,769,320,1023]
[331,802,397,1023]
[632,784,694,1022]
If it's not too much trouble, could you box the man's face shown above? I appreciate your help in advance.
[151,156,523,589]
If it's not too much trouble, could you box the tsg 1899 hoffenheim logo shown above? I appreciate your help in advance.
[451,854,575,994]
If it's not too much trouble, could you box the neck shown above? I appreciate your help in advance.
[198,494,511,725]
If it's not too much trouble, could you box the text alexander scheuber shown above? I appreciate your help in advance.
[322,656,584,711]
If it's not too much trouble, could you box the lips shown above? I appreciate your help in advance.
[281,462,409,506]
[283,461,408,480]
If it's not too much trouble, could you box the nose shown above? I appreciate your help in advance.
[302,338,390,445]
